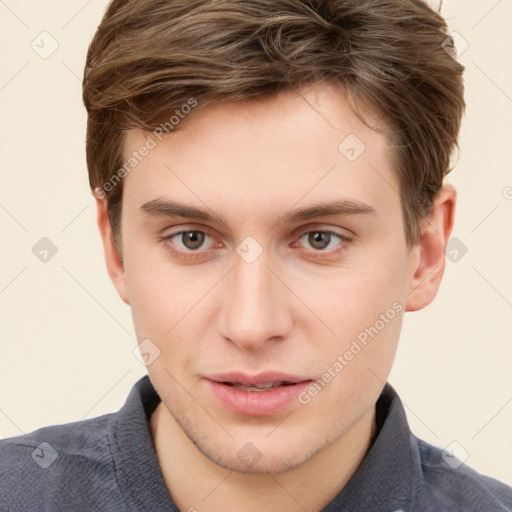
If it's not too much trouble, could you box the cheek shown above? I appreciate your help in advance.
[124,243,183,340]
[127,265,201,385]
[300,283,404,416]
[294,251,408,373]
[124,244,220,363]
[298,252,408,327]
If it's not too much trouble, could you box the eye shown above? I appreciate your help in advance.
[173,230,211,250]
[293,229,350,254]
[161,229,220,260]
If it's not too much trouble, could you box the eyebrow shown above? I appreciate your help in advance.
[140,198,377,226]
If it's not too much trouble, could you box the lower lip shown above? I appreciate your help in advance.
[205,380,312,416]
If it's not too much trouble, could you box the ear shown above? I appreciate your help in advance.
[405,184,456,312]
[95,194,130,305]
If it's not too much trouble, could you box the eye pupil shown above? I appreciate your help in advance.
[308,231,330,250]
[182,231,205,249]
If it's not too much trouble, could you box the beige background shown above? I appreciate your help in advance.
[0,0,511,486]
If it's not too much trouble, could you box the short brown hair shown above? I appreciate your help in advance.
[83,0,465,246]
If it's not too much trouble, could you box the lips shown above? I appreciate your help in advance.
[206,371,310,387]
[204,372,313,416]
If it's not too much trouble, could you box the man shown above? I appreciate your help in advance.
[1,0,511,511]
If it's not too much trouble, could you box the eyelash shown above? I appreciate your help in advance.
[160,227,352,261]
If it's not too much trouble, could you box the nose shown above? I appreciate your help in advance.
[217,250,292,351]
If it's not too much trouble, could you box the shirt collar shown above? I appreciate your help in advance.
[108,375,179,511]
[322,382,420,511]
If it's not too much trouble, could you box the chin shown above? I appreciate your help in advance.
[186,427,323,474]
[200,443,318,474]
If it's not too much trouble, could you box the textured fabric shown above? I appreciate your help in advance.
[1,375,511,511]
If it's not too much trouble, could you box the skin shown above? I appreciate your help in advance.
[97,84,455,512]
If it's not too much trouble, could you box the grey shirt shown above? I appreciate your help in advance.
[1,375,511,511]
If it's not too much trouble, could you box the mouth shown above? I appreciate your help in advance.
[204,372,313,416]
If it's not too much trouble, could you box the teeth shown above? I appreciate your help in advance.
[232,381,283,391]
[252,382,277,388]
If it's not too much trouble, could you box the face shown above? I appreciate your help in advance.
[101,85,434,474]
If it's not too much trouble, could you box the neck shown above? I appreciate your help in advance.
[150,403,377,512]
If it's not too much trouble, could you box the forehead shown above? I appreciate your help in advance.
[121,84,399,224]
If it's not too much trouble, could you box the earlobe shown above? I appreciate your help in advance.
[405,184,456,312]
[95,196,130,305]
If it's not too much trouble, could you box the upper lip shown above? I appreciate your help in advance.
[205,372,312,386]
